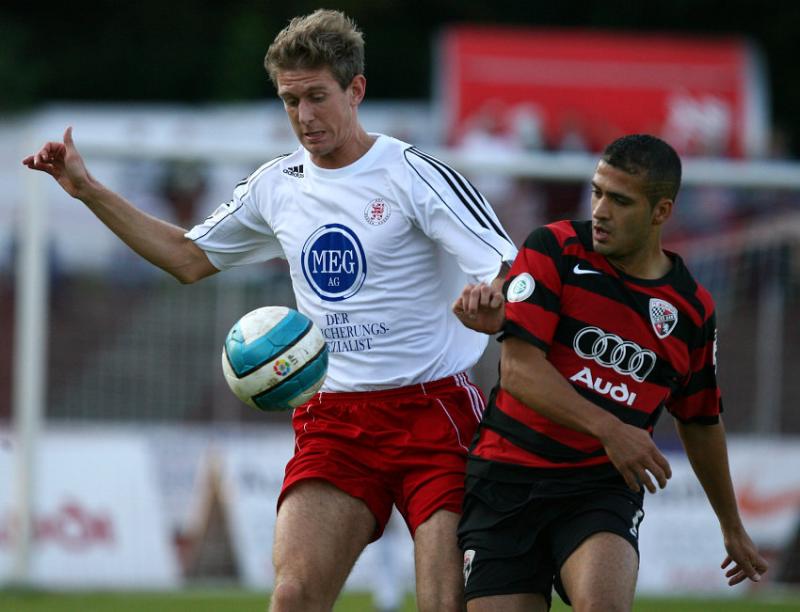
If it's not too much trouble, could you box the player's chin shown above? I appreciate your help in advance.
[305,142,334,160]
[592,240,613,255]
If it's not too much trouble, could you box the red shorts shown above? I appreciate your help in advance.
[279,372,485,540]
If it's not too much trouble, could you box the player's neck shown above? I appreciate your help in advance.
[609,244,672,280]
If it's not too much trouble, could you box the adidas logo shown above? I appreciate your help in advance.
[283,164,304,178]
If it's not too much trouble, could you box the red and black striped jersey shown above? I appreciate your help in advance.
[470,220,721,484]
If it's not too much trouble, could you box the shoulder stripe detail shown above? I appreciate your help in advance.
[190,154,289,243]
[237,153,291,200]
[402,149,511,260]
[405,147,513,244]
[189,200,245,243]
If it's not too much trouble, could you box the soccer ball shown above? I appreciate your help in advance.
[221,306,328,411]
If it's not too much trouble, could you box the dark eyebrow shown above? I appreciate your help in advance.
[591,181,635,203]
[610,191,634,203]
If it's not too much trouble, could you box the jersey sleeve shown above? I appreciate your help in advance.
[402,147,517,283]
[666,311,723,424]
[500,226,564,352]
[185,180,285,269]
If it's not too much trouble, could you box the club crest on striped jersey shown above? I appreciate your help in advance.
[301,224,367,302]
[364,198,391,226]
[649,298,678,339]
[507,273,535,303]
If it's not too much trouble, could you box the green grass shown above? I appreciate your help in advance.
[1,589,799,611]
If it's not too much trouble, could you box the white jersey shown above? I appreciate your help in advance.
[187,134,517,391]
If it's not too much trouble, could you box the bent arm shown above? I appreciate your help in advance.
[78,183,217,284]
[23,127,217,284]
[501,336,671,493]
[675,419,768,584]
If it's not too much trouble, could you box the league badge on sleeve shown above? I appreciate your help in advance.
[507,273,535,303]
[649,298,678,339]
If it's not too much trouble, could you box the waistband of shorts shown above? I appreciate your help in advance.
[315,372,470,401]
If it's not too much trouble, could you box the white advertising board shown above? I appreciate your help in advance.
[209,433,415,592]
[204,433,799,596]
[0,430,180,588]
[638,436,800,594]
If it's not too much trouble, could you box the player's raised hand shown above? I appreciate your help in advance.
[452,282,505,334]
[598,420,672,494]
[22,127,96,199]
[721,527,768,586]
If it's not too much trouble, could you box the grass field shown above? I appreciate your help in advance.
[2,589,800,611]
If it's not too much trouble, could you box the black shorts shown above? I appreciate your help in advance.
[457,476,644,607]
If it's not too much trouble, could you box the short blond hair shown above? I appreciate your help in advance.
[264,9,365,90]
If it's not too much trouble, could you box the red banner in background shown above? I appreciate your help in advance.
[437,26,768,158]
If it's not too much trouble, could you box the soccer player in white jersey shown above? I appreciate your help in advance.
[23,9,516,611]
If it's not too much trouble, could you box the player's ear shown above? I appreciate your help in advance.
[348,75,366,106]
[651,197,673,226]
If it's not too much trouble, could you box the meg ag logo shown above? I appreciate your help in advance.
[301,224,367,302]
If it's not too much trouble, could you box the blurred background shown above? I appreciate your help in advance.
[1,1,799,610]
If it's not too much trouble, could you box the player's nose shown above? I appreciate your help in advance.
[592,195,612,219]
[297,99,315,123]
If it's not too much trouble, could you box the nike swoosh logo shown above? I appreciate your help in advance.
[573,264,602,275]
[737,482,800,517]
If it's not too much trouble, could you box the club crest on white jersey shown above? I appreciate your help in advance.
[649,298,678,339]
[363,198,391,225]
[301,224,367,301]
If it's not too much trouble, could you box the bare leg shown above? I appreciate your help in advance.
[413,509,466,612]
[467,593,549,612]
[559,532,638,612]
[371,511,405,611]
[270,480,376,612]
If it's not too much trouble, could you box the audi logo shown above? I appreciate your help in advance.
[573,327,656,382]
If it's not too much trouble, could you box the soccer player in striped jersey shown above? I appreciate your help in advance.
[23,9,516,612]
[453,134,767,611]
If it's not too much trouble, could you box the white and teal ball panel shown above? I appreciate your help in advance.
[222,306,328,411]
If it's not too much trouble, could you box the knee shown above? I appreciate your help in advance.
[269,578,321,612]
[571,596,631,612]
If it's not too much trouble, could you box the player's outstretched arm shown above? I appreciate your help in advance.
[501,336,672,494]
[22,127,217,284]
[676,419,768,585]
